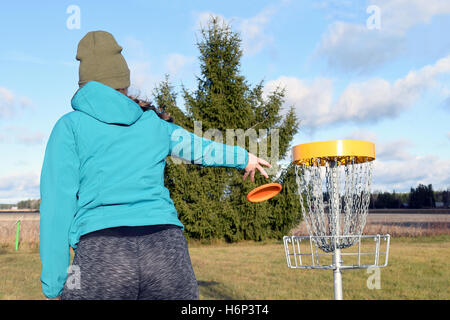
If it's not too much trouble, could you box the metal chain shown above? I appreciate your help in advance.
[294,157,373,253]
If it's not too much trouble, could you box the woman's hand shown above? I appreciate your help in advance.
[243,153,272,182]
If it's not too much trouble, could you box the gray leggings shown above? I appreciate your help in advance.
[61,225,199,300]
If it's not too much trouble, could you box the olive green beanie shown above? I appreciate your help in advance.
[76,30,130,89]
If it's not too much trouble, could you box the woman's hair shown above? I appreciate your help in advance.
[129,95,173,122]
[117,88,173,122]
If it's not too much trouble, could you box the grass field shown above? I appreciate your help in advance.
[0,235,449,300]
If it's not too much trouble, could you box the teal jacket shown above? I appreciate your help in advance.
[39,81,249,298]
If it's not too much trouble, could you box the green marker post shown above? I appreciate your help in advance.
[15,220,20,251]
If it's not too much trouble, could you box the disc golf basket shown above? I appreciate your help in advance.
[283,140,390,300]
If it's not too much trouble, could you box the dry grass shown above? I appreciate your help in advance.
[291,214,450,237]
[1,212,449,247]
[0,235,449,300]
[364,214,450,236]
[0,214,39,245]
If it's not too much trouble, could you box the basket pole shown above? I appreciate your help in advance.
[330,160,343,300]
[333,249,343,300]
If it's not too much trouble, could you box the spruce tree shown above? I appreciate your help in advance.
[154,17,301,241]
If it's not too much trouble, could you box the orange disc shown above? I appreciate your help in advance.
[246,183,282,203]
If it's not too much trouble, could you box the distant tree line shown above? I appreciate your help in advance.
[370,191,404,209]
[370,184,449,209]
[0,203,15,209]
[17,199,41,210]
[0,199,41,210]
[1,185,449,212]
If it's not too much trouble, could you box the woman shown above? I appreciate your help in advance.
[39,30,270,300]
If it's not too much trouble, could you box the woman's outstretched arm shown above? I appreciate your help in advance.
[166,121,271,181]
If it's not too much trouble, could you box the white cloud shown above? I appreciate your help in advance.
[443,95,450,111]
[0,87,14,104]
[306,129,449,191]
[316,21,404,73]
[122,36,147,60]
[372,155,450,192]
[121,36,195,98]
[376,139,413,161]
[331,54,450,124]
[165,53,195,76]
[330,129,450,191]
[0,125,45,146]
[263,76,334,127]
[16,131,45,146]
[313,0,364,21]
[0,50,76,68]
[13,159,29,167]
[120,36,161,99]
[374,0,450,35]
[265,54,450,128]
[193,11,225,31]
[127,60,161,99]
[193,1,286,56]
[340,129,449,191]
[316,0,450,72]
[0,87,33,118]
[0,172,40,203]
[344,128,378,142]
[0,87,16,118]
[344,129,413,162]
[238,7,276,55]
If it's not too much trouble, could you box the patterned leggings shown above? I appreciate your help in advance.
[61,225,199,300]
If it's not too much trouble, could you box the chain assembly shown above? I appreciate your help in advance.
[295,156,373,253]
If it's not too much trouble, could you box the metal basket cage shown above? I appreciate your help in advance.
[283,234,390,270]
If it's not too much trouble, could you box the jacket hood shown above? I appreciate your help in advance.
[71,81,143,125]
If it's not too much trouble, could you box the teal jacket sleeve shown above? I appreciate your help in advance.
[166,122,249,170]
[39,115,80,298]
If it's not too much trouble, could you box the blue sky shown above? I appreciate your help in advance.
[0,0,449,203]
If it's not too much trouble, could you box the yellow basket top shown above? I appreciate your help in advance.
[292,140,375,166]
